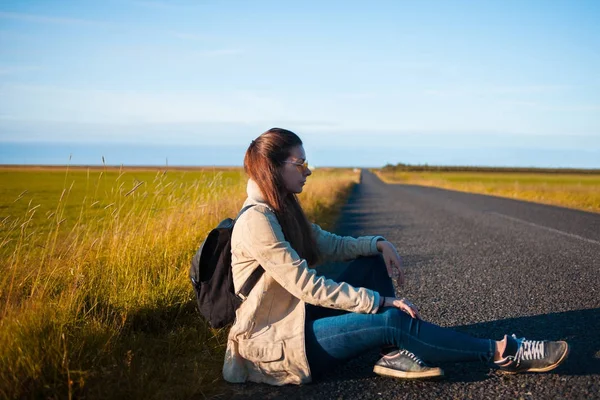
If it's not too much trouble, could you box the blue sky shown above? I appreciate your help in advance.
[1,0,599,167]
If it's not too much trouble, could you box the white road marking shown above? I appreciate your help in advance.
[488,211,600,247]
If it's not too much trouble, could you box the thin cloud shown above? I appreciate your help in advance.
[335,92,378,100]
[0,83,294,125]
[0,65,41,75]
[424,85,571,97]
[169,31,212,41]
[534,104,600,112]
[498,99,600,112]
[197,49,244,57]
[132,1,191,11]
[0,11,106,27]
[168,32,244,56]
[500,100,540,107]
[491,85,572,94]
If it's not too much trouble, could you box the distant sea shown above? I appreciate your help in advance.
[0,142,249,167]
[1,142,599,169]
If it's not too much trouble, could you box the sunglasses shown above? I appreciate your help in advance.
[283,160,309,172]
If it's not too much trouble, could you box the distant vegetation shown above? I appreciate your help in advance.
[381,163,600,175]
[377,164,600,214]
[0,166,359,399]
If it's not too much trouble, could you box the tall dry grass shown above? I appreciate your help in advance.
[0,167,359,399]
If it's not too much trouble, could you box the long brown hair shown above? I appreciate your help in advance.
[244,128,319,265]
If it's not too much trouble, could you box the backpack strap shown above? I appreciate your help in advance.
[234,204,265,301]
[237,267,264,301]
[235,204,257,220]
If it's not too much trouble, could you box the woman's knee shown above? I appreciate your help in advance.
[337,256,381,284]
[366,254,395,286]
[348,254,387,276]
[338,254,395,295]
[371,253,388,273]
[381,307,414,330]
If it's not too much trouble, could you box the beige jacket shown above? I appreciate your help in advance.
[223,179,384,385]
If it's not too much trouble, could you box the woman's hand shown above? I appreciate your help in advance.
[376,240,404,287]
[383,297,421,319]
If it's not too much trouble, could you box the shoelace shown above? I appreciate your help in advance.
[513,334,545,365]
[399,349,426,366]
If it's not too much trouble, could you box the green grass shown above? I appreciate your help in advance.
[0,166,359,399]
[0,167,244,244]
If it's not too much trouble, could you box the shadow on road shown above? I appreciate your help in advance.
[452,307,600,378]
[225,313,600,400]
[310,307,600,385]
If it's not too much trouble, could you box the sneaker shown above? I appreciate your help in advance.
[495,334,569,374]
[373,349,444,379]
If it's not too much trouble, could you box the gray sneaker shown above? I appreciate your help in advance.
[495,334,569,374]
[373,349,444,379]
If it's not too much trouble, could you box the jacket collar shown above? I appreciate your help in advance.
[247,178,266,203]
[245,179,277,213]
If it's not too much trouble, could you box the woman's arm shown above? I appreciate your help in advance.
[311,223,383,262]
[313,224,405,287]
[239,208,381,314]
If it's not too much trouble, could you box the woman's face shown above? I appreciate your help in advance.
[281,145,312,194]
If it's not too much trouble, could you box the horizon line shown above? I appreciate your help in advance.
[2,164,600,173]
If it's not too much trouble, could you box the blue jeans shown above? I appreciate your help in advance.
[305,255,495,378]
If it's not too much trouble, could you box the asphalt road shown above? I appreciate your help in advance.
[224,170,600,400]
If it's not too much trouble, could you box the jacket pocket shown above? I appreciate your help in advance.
[238,340,283,363]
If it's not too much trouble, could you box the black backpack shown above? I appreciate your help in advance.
[190,205,264,328]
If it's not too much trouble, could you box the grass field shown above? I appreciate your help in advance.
[375,170,600,214]
[0,166,359,399]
